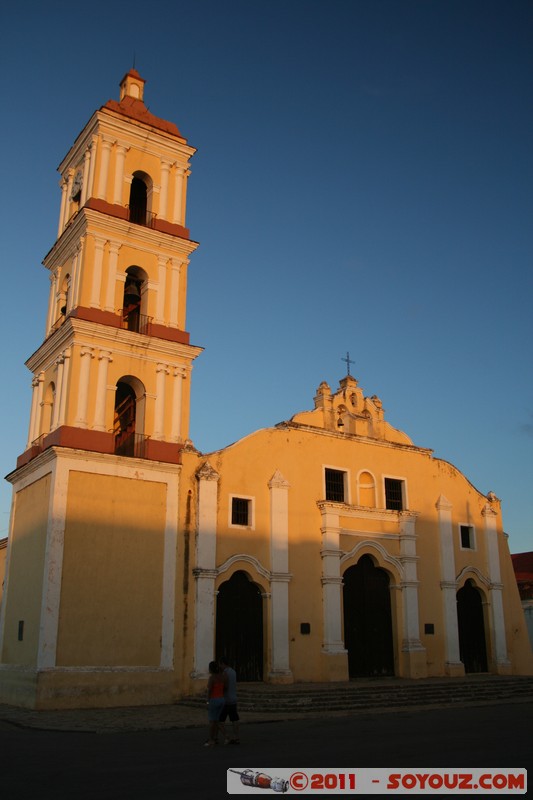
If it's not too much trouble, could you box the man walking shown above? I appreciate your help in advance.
[218,655,240,744]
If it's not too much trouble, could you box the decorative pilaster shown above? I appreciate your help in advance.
[170,367,185,443]
[80,145,92,205]
[37,457,70,668]
[105,242,120,311]
[86,136,98,203]
[113,144,127,204]
[399,512,426,677]
[57,349,70,427]
[155,256,167,324]
[161,474,180,669]
[159,160,171,219]
[51,355,65,430]
[268,470,293,682]
[171,166,184,225]
[193,462,220,678]
[169,259,181,328]
[46,270,59,334]
[27,372,45,446]
[90,237,106,308]
[58,178,68,237]
[74,347,94,427]
[319,506,347,658]
[70,239,85,309]
[483,503,512,673]
[153,363,169,441]
[93,350,113,431]
[97,138,112,199]
[436,494,463,675]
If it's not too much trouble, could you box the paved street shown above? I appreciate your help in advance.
[2,701,530,799]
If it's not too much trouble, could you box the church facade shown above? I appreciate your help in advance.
[0,74,531,709]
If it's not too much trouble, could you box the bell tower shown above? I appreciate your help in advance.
[22,68,202,464]
[0,73,202,708]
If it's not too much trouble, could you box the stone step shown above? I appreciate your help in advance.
[180,676,533,713]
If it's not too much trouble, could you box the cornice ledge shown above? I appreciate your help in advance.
[280,421,433,455]
[5,446,57,485]
[317,501,404,522]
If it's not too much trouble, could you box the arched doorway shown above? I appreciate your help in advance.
[457,580,488,673]
[215,570,263,681]
[343,555,395,677]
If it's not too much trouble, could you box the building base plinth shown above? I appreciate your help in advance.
[444,661,466,677]
[0,666,177,710]
[267,669,293,684]
[399,647,428,679]
[320,650,349,682]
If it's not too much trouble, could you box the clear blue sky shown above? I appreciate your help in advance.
[0,0,531,553]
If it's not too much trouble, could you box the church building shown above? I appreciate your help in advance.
[0,73,531,709]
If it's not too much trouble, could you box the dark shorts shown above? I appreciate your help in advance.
[219,703,239,722]
[208,698,224,721]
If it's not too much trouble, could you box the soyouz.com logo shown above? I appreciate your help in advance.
[227,767,527,794]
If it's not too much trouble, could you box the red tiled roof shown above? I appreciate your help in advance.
[511,552,533,581]
[102,96,184,139]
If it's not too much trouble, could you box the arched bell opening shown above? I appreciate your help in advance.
[128,172,153,227]
[113,376,146,457]
[122,266,149,333]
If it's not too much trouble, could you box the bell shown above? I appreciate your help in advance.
[124,282,140,302]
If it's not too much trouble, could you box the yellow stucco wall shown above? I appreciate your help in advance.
[1,475,51,665]
[56,471,166,666]
[180,419,533,686]
[0,539,7,607]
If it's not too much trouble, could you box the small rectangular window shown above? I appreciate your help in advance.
[385,478,404,511]
[231,497,250,526]
[460,525,474,549]
[325,468,346,502]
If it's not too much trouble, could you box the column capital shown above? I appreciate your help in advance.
[193,567,218,579]
[482,503,498,518]
[268,469,290,489]
[321,575,344,586]
[436,494,453,511]
[196,461,220,482]
[270,572,292,583]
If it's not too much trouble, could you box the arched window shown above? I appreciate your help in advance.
[113,377,146,457]
[128,172,152,226]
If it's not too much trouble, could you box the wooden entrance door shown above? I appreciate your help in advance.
[215,571,263,681]
[457,580,488,673]
[343,555,395,677]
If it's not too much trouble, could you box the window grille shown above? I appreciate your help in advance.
[385,478,404,511]
[460,525,474,549]
[231,497,250,526]
[325,468,346,502]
